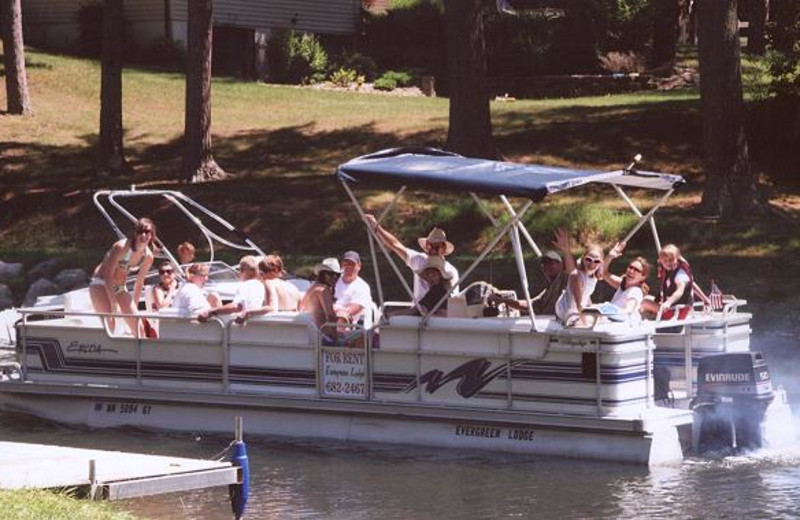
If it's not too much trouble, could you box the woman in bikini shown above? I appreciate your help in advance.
[90,218,156,335]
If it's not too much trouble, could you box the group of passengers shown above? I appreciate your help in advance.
[494,236,712,327]
[89,218,380,343]
[90,216,712,337]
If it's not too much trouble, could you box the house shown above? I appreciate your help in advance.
[22,0,361,79]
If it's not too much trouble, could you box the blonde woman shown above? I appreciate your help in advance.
[555,245,604,325]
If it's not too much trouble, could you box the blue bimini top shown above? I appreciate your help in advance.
[336,147,684,201]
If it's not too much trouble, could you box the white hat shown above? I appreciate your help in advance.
[418,227,455,256]
[313,257,341,275]
[416,255,452,280]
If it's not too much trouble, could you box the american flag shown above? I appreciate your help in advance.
[709,279,724,311]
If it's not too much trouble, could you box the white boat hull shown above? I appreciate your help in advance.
[0,383,689,466]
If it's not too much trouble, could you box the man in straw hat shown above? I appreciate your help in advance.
[365,214,459,304]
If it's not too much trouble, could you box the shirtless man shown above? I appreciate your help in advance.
[236,255,302,323]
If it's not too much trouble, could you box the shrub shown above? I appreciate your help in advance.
[330,67,359,87]
[374,76,397,91]
[343,52,378,81]
[378,70,414,87]
[267,30,329,84]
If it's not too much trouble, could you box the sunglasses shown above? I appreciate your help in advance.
[627,264,643,274]
[159,269,174,275]
[583,257,601,264]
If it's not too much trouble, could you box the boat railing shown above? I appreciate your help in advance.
[16,308,229,388]
[16,307,665,416]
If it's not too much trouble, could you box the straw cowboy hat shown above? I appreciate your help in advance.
[418,227,455,256]
[416,255,453,280]
[313,257,341,275]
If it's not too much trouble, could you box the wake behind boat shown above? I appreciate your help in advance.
[0,148,793,465]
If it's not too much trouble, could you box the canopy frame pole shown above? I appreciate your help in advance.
[100,192,194,270]
[340,181,415,303]
[500,195,542,258]
[620,188,674,249]
[368,185,407,306]
[509,217,537,330]
[612,184,663,252]
[470,193,500,227]
[424,200,535,328]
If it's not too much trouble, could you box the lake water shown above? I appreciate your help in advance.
[2,333,799,520]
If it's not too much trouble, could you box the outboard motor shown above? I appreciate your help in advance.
[691,352,774,454]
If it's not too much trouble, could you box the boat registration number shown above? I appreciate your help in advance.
[92,402,153,415]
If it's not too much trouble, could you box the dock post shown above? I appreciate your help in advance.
[89,459,99,500]
[229,416,249,520]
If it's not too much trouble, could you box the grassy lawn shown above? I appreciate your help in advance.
[0,489,136,520]
[1,46,799,333]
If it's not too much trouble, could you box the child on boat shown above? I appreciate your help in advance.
[641,244,710,320]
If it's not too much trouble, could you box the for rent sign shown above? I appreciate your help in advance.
[321,348,367,399]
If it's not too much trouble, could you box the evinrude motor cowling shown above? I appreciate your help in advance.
[691,352,774,454]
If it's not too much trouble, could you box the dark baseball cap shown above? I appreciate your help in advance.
[342,250,361,263]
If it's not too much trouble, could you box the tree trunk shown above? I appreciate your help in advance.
[98,0,130,177]
[184,0,226,182]
[2,0,32,115]
[677,0,695,44]
[746,0,769,55]
[697,0,764,218]
[443,0,496,159]
[650,0,680,71]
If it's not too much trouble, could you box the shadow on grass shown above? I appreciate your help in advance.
[493,96,703,174]
[0,122,442,254]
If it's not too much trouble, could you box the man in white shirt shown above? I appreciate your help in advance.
[364,214,459,304]
[172,263,220,317]
[334,250,374,325]
[196,256,265,322]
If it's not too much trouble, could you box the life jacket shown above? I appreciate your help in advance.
[658,258,693,306]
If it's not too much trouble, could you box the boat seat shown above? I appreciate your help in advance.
[63,288,102,327]
[229,311,315,347]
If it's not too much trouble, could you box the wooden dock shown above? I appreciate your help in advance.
[0,441,239,500]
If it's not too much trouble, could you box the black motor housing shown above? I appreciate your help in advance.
[691,352,774,453]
